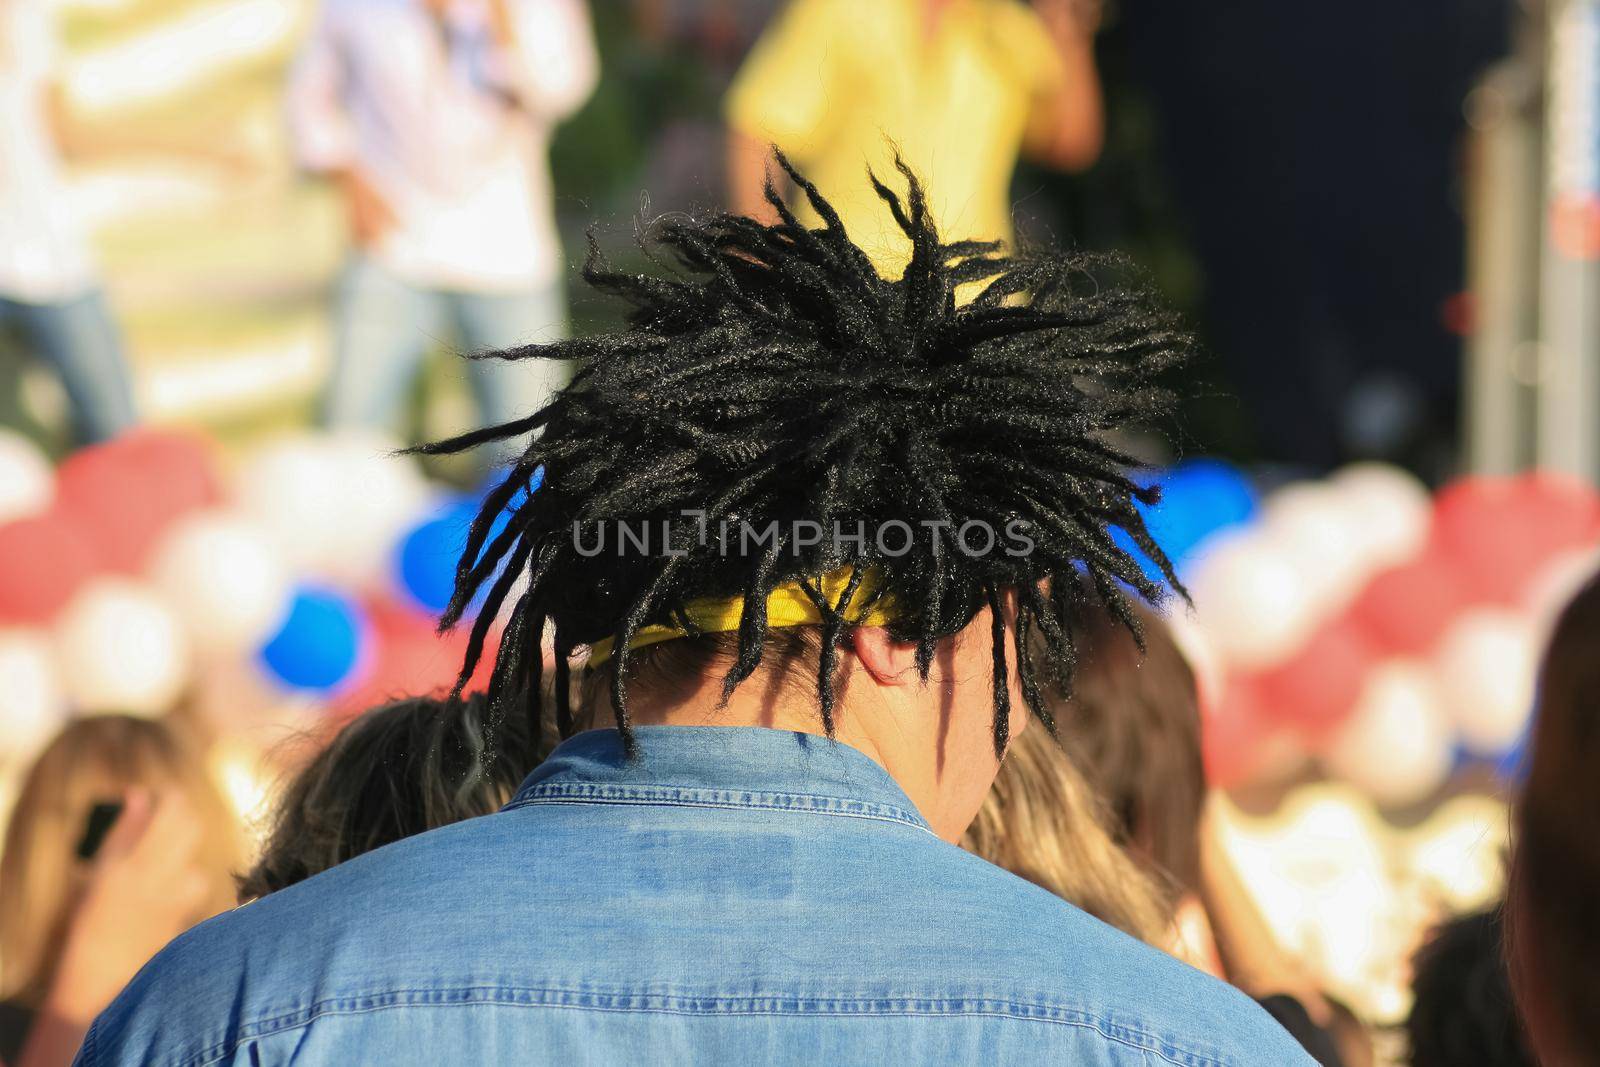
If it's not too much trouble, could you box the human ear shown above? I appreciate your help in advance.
[848,626,922,686]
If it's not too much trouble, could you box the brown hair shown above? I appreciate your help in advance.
[0,716,242,1006]
[238,693,548,900]
[1508,570,1600,1062]
[1049,595,1207,899]
[964,725,1173,944]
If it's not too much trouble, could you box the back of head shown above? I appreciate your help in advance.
[1509,569,1600,1062]
[1407,909,1533,1067]
[238,692,547,900]
[0,715,241,1004]
[964,725,1173,946]
[424,152,1194,771]
[1048,591,1206,897]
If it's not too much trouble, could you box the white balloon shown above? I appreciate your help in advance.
[1433,609,1537,754]
[1162,606,1226,713]
[55,578,191,717]
[236,434,344,575]
[0,629,68,761]
[1187,531,1315,669]
[321,431,431,585]
[237,432,430,586]
[1329,462,1432,570]
[148,511,293,655]
[1261,482,1368,615]
[0,430,53,525]
[1326,661,1453,807]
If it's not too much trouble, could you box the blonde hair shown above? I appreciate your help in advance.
[964,725,1174,946]
[0,716,243,1006]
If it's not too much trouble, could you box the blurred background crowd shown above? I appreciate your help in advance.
[0,0,1594,1063]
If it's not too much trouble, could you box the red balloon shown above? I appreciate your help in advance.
[1351,555,1469,655]
[0,512,101,623]
[1255,620,1375,742]
[337,599,494,714]
[1201,676,1272,790]
[1433,476,1550,604]
[56,429,222,573]
[1514,471,1600,562]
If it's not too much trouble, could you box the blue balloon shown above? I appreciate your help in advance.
[1111,459,1259,589]
[1110,525,1170,589]
[258,586,366,693]
[477,463,544,508]
[396,466,544,615]
[1145,459,1258,562]
[397,497,478,615]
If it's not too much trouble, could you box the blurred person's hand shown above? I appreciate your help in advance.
[1024,0,1105,171]
[19,791,216,1067]
[726,131,785,224]
[1034,0,1103,37]
[41,790,215,1024]
[339,169,398,248]
[485,0,513,39]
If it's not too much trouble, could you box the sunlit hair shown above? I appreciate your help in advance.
[419,152,1192,756]
[964,725,1172,946]
[0,716,242,1006]
[237,693,549,901]
[1048,585,1207,901]
[1508,569,1600,1063]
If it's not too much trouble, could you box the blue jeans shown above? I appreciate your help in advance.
[0,289,136,444]
[323,257,570,446]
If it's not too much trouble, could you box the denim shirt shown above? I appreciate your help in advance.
[80,727,1311,1066]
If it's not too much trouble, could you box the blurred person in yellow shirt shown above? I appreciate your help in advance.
[726,0,1102,276]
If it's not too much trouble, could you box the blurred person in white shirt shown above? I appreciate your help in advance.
[287,0,597,443]
[0,3,136,445]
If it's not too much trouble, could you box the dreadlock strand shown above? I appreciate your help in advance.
[986,585,1012,759]
[1014,596,1055,737]
[450,535,537,699]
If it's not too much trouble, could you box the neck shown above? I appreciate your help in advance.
[591,653,970,840]
[614,653,891,769]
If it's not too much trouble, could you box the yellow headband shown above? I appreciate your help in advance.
[586,566,895,668]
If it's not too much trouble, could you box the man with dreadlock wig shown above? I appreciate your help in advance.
[82,159,1312,1065]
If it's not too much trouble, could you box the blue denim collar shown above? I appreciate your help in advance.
[507,726,934,834]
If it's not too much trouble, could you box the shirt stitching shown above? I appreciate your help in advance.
[178,987,1235,1067]
[505,783,933,833]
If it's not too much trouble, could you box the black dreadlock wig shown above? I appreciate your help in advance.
[419,153,1192,759]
